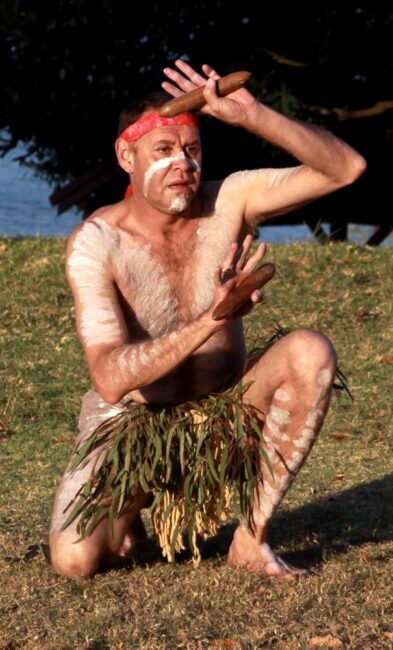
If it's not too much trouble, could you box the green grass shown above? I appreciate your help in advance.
[0,237,392,650]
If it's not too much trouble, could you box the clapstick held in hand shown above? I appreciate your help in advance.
[212,263,276,321]
[159,71,252,117]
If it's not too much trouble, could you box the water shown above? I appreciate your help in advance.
[1,142,391,245]
[0,142,82,237]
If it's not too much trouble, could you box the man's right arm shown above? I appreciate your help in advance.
[66,219,227,404]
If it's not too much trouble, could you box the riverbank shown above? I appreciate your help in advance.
[1,145,393,245]
[0,238,392,649]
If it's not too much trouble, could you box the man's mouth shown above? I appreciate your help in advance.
[168,181,191,189]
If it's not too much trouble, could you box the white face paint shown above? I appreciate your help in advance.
[142,152,201,196]
[170,195,189,213]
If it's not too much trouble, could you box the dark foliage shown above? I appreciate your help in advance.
[1,1,392,219]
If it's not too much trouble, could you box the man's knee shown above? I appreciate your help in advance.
[49,534,101,578]
[284,328,337,380]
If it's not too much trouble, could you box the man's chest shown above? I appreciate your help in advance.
[112,217,238,336]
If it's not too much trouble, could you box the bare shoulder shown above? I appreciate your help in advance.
[200,178,243,218]
[65,202,124,259]
[200,175,251,232]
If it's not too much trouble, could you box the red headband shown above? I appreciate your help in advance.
[119,111,198,143]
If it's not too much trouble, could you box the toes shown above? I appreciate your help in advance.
[263,554,310,580]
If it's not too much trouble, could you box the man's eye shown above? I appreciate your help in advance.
[186,146,198,156]
[158,147,170,154]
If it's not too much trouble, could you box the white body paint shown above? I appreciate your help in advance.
[190,194,237,317]
[111,240,181,338]
[274,388,291,402]
[318,368,333,387]
[306,409,324,428]
[229,166,303,190]
[143,153,201,196]
[68,219,124,347]
[254,363,334,528]
[270,405,291,426]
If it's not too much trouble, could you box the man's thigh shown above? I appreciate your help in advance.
[50,389,128,539]
[237,333,292,415]
[237,328,335,415]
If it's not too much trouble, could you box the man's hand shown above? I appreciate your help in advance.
[162,59,257,127]
[205,234,268,326]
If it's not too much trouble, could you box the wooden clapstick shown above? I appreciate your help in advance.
[159,71,252,117]
[212,263,276,321]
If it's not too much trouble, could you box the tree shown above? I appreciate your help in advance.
[1,1,392,240]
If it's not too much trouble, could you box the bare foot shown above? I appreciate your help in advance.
[119,513,149,558]
[227,526,309,581]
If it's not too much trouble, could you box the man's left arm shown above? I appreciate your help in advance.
[235,101,367,226]
[162,60,367,227]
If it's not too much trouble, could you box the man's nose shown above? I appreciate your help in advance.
[172,152,198,172]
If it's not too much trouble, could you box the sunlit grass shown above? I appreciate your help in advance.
[0,237,392,649]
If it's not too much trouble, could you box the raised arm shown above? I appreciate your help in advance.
[162,60,367,226]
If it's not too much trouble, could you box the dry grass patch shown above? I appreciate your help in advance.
[0,237,392,649]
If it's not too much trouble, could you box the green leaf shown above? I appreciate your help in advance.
[197,475,206,504]
[117,471,129,514]
[179,428,185,475]
[205,446,219,483]
[84,506,106,537]
[68,433,98,472]
[150,435,162,483]
[59,495,86,531]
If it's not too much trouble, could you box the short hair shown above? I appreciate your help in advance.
[117,90,170,137]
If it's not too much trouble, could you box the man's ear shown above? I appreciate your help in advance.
[115,138,135,173]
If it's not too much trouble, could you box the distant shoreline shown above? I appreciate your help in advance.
[1,141,392,245]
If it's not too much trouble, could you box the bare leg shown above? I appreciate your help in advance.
[117,497,153,558]
[49,460,151,578]
[49,391,152,577]
[228,329,337,580]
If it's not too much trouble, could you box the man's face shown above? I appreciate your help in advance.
[131,124,202,214]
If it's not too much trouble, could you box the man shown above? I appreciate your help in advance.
[49,59,366,580]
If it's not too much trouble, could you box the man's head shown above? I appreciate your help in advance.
[115,91,202,214]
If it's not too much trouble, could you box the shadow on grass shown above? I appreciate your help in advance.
[27,473,392,574]
[124,473,393,572]
[201,472,393,570]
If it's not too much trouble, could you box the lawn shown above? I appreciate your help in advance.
[0,237,392,650]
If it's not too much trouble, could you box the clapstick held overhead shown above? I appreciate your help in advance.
[159,71,252,117]
[212,263,276,321]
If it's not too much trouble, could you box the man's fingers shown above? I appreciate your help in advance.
[221,242,239,275]
[234,234,253,269]
[251,289,264,304]
[174,59,206,86]
[161,81,183,98]
[201,63,221,81]
[214,265,222,286]
[242,242,267,273]
[163,67,196,93]
[214,265,236,288]
[203,77,225,108]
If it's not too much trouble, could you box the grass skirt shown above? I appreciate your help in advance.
[61,381,270,564]
[61,330,351,565]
